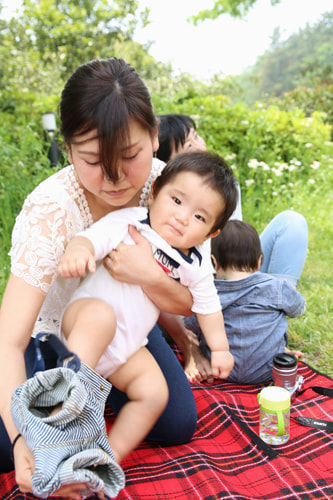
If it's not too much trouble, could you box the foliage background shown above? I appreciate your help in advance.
[0,0,332,376]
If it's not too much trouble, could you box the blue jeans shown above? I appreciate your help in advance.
[259,210,308,288]
[0,325,197,473]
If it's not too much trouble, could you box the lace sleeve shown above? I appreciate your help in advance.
[9,171,85,294]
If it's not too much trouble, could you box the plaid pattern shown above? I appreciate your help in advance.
[1,361,332,499]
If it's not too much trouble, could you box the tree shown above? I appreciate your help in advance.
[2,0,149,78]
[189,0,281,23]
[0,0,173,117]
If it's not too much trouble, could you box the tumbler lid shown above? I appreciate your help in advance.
[273,352,297,369]
[258,386,290,411]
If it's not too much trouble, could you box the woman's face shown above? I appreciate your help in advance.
[171,128,206,159]
[68,119,159,211]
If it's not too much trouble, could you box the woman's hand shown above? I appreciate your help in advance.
[103,225,157,285]
[14,435,94,500]
[13,435,34,494]
[104,225,193,315]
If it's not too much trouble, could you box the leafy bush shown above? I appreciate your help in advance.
[0,110,56,285]
[154,93,331,214]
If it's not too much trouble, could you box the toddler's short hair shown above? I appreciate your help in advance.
[212,220,263,272]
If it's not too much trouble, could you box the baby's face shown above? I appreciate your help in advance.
[148,172,223,254]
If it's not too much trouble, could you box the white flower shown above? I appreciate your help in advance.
[310,161,320,170]
[305,143,313,148]
[248,159,259,169]
[259,161,270,171]
[308,179,315,184]
[225,153,236,161]
[245,179,255,187]
[290,158,302,166]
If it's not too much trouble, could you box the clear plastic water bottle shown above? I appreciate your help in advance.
[272,353,298,391]
[258,386,291,445]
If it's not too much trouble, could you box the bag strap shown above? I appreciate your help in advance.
[309,386,333,398]
[292,416,333,432]
[223,405,279,459]
[292,385,333,432]
[32,333,81,375]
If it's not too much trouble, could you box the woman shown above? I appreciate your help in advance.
[156,113,308,382]
[0,58,197,498]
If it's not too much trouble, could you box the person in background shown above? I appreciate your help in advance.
[156,113,308,383]
[0,58,198,497]
[156,114,206,162]
[184,220,305,384]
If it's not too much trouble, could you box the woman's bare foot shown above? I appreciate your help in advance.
[181,329,214,384]
[285,347,304,359]
[159,314,214,384]
[184,342,214,384]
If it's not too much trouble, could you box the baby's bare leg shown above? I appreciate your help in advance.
[62,298,117,369]
[107,347,169,464]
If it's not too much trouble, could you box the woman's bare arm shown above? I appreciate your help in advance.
[0,275,45,491]
[0,275,89,499]
[0,275,45,441]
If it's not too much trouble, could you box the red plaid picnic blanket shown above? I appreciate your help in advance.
[1,361,332,499]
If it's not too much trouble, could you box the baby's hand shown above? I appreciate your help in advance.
[210,350,234,380]
[58,236,96,278]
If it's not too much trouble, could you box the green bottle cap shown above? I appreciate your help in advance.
[258,386,290,411]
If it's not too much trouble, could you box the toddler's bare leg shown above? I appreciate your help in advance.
[107,347,169,464]
[62,298,117,369]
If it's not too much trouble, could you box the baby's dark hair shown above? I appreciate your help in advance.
[211,220,263,272]
[156,114,197,162]
[152,151,238,233]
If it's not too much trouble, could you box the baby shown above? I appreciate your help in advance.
[58,151,238,463]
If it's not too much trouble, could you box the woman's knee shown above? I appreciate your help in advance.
[276,210,308,236]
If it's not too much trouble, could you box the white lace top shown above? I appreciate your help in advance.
[9,159,165,337]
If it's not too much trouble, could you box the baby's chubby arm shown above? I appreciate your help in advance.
[58,236,96,278]
[196,311,234,380]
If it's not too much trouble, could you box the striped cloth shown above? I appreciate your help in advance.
[11,363,125,498]
[2,359,333,499]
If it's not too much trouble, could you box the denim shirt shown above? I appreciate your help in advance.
[185,271,306,384]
